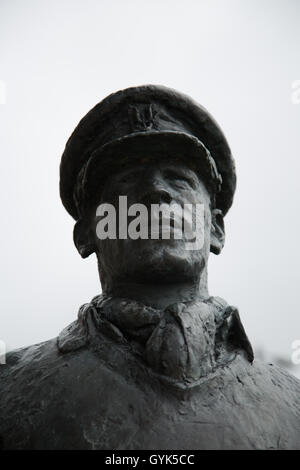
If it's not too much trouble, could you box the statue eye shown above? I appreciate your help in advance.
[164,171,194,187]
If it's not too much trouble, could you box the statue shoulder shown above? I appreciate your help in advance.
[255,359,300,399]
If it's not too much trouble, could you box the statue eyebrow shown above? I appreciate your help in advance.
[163,168,197,185]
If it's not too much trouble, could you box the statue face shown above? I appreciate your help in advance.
[85,155,221,288]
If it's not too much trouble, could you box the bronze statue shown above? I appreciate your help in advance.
[1,85,299,449]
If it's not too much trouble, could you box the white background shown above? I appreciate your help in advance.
[1,0,300,373]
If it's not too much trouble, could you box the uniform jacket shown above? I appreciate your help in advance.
[1,295,299,450]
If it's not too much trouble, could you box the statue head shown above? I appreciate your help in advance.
[60,85,236,300]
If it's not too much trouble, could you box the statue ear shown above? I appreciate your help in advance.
[73,218,95,259]
[210,209,225,255]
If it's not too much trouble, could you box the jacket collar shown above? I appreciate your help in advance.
[58,295,254,385]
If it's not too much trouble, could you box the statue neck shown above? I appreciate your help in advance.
[102,268,209,310]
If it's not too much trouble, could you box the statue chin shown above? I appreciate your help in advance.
[115,245,205,285]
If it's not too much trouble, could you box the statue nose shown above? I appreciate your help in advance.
[139,172,172,205]
[140,183,172,205]
[147,189,172,205]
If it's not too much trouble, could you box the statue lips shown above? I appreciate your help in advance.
[150,221,182,239]
[148,203,194,241]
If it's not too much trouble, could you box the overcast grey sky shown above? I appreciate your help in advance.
[1,0,300,372]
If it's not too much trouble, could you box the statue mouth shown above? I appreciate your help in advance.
[147,207,197,241]
[149,226,184,240]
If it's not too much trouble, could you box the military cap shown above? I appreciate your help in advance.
[60,85,236,220]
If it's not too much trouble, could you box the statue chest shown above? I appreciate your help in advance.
[1,340,299,450]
